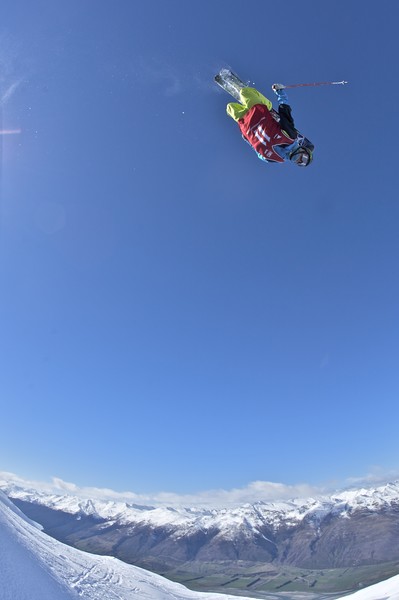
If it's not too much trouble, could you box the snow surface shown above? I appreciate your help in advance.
[0,491,254,600]
[341,574,399,600]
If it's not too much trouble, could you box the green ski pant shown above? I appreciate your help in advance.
[227,87,273,122]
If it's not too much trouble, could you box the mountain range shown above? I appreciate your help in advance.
[2,479,399,597]
[1,488,399,600]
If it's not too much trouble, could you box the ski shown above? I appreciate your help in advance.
[214,68,248,102]
[215,68,281,123]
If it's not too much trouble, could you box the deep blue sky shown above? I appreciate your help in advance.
[1,1,399,500]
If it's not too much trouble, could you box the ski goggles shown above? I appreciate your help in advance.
[290,148,312,167]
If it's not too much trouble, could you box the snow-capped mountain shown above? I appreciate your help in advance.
[2,478,399,596]
[2,488,399,600]
[0,490,252,600]
[4,479,399,534]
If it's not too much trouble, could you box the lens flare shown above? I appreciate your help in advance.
[0,129,21,135]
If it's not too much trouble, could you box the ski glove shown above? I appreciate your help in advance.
[272,84,289,106]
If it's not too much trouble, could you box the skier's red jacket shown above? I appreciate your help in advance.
[238,104,296,163]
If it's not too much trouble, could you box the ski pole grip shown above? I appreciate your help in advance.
[272,83,286,91]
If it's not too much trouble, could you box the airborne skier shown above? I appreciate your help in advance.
[215,69,314,167]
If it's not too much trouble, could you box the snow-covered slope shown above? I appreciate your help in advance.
[0,490,253,600]
[341,573,399,600]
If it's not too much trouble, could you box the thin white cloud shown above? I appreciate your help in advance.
[343,467,399,489]
[320,354,330,368]
[1,79,22,106]
[2,470,398,508]
[146,480,327,507]
[0,34,25,106]
[0,472,311,507]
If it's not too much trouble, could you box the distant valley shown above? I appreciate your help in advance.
[3,480,399,597]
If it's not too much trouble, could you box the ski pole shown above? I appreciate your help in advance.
[274,80,348,89]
